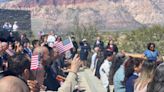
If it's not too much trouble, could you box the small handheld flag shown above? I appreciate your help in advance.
[30,55,39,70]
[54,37,74,54]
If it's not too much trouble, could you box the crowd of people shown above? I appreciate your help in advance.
[0,24,164,92]
[90,36,164,92]
[0,30,86,92]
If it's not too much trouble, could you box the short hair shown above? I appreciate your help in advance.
[147,43,155,50]
[32,39,39,47]
[106,51,113,57]
[8,54,31,76]
[71,37,75,39]
[0,76,29,92]
[104,50,113,59]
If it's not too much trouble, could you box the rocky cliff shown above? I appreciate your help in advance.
[0,0,164,32]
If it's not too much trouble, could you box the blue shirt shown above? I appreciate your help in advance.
[144,49,159,61]
[114,65,125,92]
[126,73,139,92]
[24,48,32,58]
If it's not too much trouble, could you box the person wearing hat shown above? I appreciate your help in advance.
[82,39,86,42]
[99,51,114,92]
[79,39,91,67]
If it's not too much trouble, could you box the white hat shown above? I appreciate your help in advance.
[82,39,87,42]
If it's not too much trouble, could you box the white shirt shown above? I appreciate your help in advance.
[47,35,56,43]
[99,59,112,89]
[96,40,100,45]
[13,24,18,32]
[90,53,97,70]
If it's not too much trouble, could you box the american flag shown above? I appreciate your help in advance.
[6,49,14,56]
[30,55,39,70]
[54,37,73,54]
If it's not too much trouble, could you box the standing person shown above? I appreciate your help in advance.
[94,52,105,79]
[1,42,10,70]
[20,34,29,45]
[99,51,113,92]
[38,31,45,39]
[8,22,12,31]
[106,39,118,55]
[2,22,8,30]
[147,63,164,92]
[7,32,15,43]
[93,36,104,51]
[79,39,91,67]
[43,47,61,91]
[109,53,126,92]
[33,46,52,91]
[134,61,156,92]
[12,21,18,32]
[144,43,159,62]
[32,39,40,52]
[15,41,23,54]
[70,37,78,59]
[5,42,15,57]
[125,58,143,92]
[47,31,56,48]
[90,47,99,72]
[2,22,11,40]
[3,22,12,32]
[1,42,9,52]
[23,41,32,58]
[55,36,62,43]
[113,57,132,92]
[40,34,48,46]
